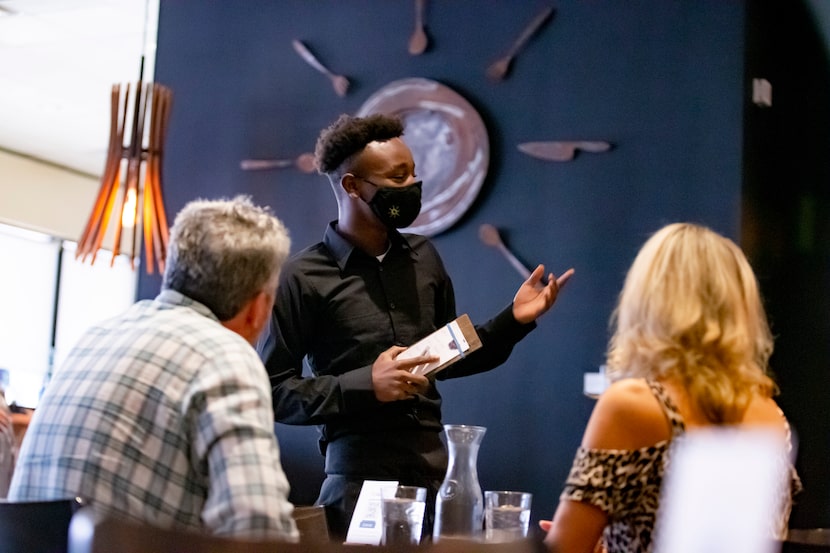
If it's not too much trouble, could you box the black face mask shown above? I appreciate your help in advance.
[367,181,423,228]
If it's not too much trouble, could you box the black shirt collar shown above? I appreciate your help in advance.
[323,221,416,271]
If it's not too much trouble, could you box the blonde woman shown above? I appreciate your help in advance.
[543,223,800,553]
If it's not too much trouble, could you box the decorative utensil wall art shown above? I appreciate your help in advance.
[292,39,350,97]
[478,224,531,280]
[408,0,429,55]
[487,5,555,81]
[240,152,316,172]
[518,141,612,162]
[241,4,615,244]
[356,78,490,237]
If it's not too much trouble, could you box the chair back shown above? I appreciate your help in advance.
[0,497,84,553]
[291,504,330,544]
[68,507,319,553]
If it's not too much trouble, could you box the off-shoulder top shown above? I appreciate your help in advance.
[559,380,801,553]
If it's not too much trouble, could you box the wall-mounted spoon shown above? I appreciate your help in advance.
[479,223,531,280]
[292,39,350,97]
[240,152,316,173]
[517,141,612,162]
[486,6,554,81]
[408,0,428,55]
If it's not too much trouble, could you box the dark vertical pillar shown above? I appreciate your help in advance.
[743,0,830,528]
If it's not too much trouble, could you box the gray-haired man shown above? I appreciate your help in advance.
[10,196,298,540]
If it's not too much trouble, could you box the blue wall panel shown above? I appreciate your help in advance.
[144,0,745,524]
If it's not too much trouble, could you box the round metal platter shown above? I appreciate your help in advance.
[356,78,490,236]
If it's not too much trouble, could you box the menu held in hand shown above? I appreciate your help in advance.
[398,314,482,377]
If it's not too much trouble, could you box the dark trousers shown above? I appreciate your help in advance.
[316,474,442,541]
[317,429,448,540]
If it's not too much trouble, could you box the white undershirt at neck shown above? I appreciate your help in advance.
[376,241,392,262]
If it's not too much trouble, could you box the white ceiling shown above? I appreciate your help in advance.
[0,0,157,176]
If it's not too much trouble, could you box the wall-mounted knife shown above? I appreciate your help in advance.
[517,141,612,162]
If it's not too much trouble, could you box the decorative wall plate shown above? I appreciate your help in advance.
[356,78,490,236]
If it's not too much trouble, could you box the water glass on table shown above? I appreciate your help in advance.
[381,485,427,546]
[484,490,532,542]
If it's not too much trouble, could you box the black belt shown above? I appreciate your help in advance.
[324,429,448,480]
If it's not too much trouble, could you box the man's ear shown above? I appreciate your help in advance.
[341,173,360,199]
[221,290,272,346]
[250,290,273,332]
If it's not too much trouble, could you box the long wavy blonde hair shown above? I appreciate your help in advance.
[606,223,777,423]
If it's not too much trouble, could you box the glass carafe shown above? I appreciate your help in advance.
[432,424,487,541]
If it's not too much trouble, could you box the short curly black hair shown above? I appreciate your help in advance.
[314,113,404,174]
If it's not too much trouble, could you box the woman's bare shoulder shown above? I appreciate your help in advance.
[743,395,790,434]
[582,378,671,450]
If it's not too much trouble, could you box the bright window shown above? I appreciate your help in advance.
[0,223,137,408]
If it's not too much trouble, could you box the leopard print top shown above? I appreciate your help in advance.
[559,380,800,553]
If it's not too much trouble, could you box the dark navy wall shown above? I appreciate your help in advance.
[143,0,749,525]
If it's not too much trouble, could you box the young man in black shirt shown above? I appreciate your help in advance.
[263,114,574,538]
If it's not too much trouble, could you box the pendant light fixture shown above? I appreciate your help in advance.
[76,1,172,274]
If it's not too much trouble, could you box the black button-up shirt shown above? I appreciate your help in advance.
[265,222,534,478]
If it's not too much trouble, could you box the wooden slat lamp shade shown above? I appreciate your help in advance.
[77,57,172,274]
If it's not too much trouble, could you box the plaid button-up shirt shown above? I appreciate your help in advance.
[0,394,13,497]
[9,290,297,540]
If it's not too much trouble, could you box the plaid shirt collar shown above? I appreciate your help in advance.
[156,289,219,322]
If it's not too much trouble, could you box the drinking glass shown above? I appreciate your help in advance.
[484,490,532,542]
[381,485,427,546]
